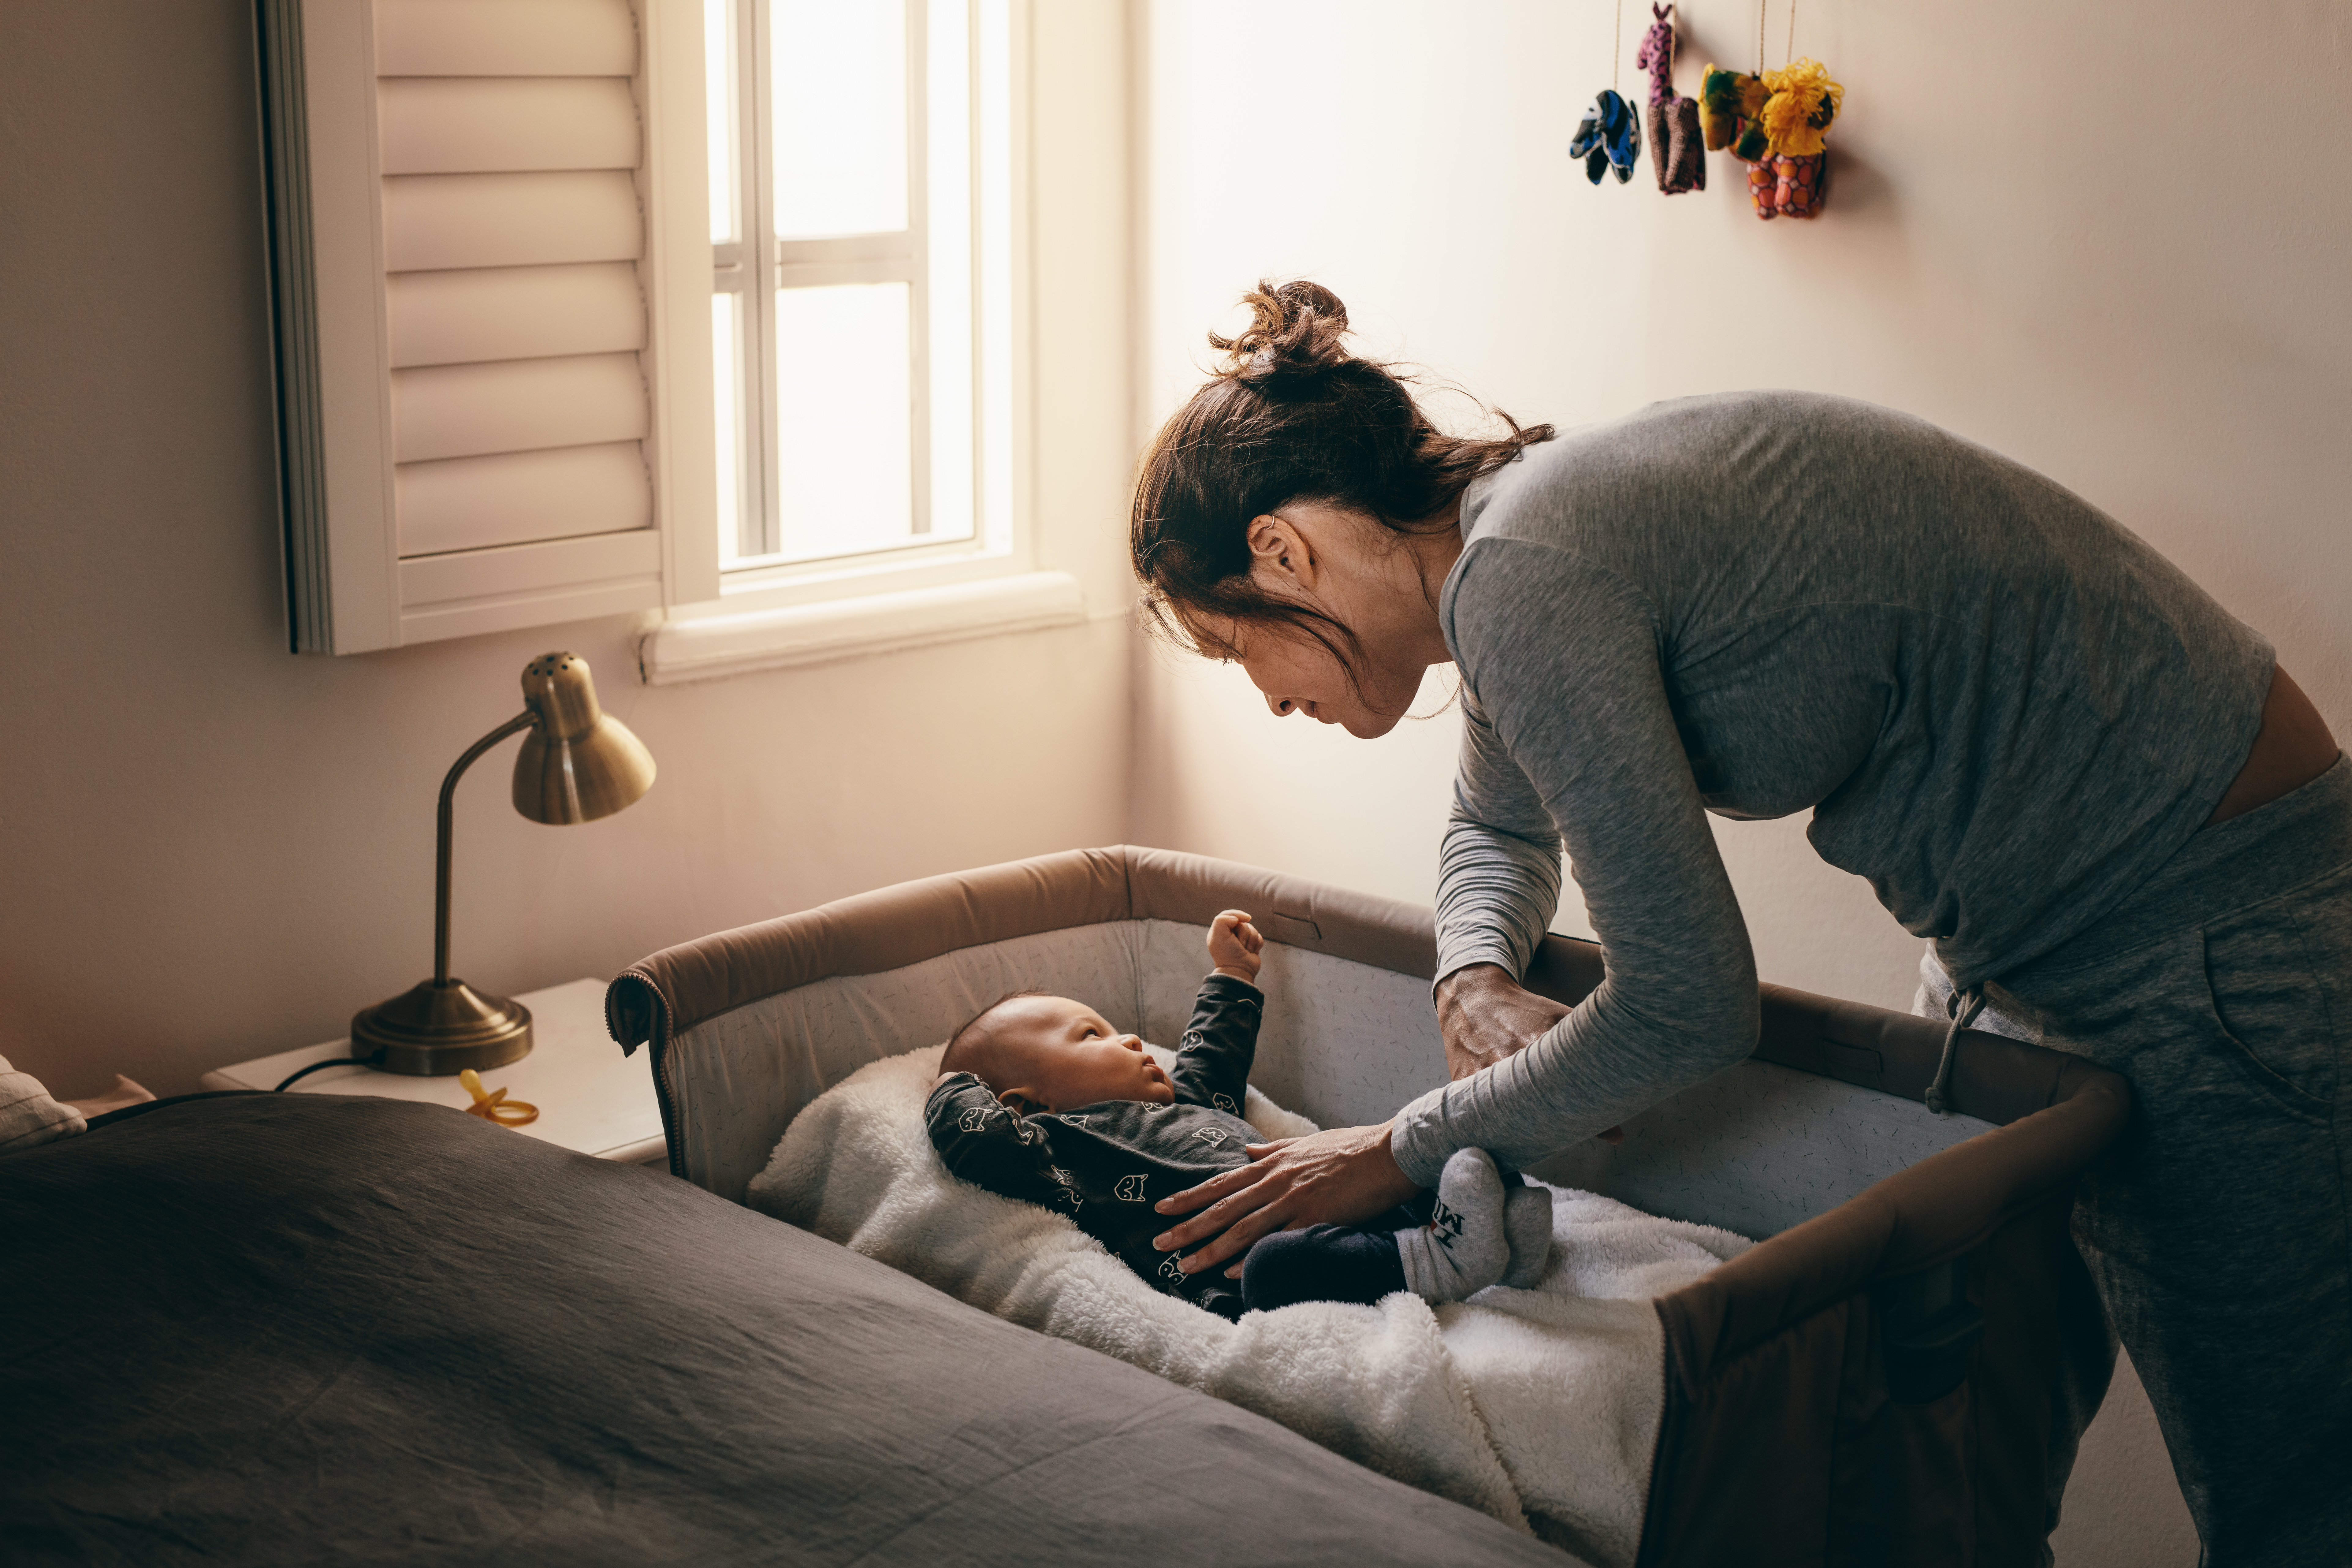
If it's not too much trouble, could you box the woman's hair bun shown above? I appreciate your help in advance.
[1209,278,1352,391]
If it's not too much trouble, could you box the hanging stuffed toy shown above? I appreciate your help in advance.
[1570,90,1641,184]
[1705,2,1843,220]
[1636,5,1704,194]
[1745,58,1841,218]
[1569,0,1642,186]
[1699,66,1770,161]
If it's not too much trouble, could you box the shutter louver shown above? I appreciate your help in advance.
[385,263,645,367]
[396,442,653,557]
[260,0,713,653]
[375,0,651,561]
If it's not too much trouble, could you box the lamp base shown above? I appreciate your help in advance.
[351,979,533,1077]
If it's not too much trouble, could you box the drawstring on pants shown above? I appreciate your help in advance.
[1925,986,1985,1115]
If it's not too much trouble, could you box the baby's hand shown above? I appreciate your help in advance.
[1207,909,1265,983]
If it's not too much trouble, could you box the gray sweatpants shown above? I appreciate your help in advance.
[1920,757,2352,1566]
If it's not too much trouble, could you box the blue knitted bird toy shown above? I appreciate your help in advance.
[1570,89,1642,184]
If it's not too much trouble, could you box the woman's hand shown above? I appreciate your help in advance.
[1435,963,1625,1144]
[1150,1121,1421,1277]
[1436,963,1569,1079]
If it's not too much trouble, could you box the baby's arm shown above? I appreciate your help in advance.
[1170,912,1265,1113]
[924,1075,1084,1214]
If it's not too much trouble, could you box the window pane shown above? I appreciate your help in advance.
[773,283,913,559]
[705,0,737,245]
[771,0,908,239]
[924,0,973,543]
[713,292,748,562]
[977,0,1012,543]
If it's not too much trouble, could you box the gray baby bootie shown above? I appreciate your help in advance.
[1501,1182,1555,1288]
[1398,1148,1510,1303]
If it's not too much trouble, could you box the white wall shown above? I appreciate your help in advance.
[1130,5,2350,1558]
[0,1,1137,1099]
[1130,0,2352,1019]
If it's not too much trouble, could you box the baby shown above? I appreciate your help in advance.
[925,910,1552,1320]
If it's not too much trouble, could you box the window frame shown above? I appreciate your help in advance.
[689,0,1031,618]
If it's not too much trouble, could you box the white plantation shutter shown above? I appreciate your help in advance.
[260,0,715,653]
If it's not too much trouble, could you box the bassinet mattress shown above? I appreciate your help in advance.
[754,1040,1751,1567]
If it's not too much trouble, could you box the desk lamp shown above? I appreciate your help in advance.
[351,652,655,1075]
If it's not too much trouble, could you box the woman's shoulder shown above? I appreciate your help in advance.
[1463,388,1960,562]
[1485,388,1930,497]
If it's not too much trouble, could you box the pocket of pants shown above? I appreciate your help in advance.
[2198,907,2344,1123]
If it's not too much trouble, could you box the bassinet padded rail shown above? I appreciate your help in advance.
[608,846,2127,1568]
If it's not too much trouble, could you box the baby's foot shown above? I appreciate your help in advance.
[1501,1182,1555,1288]
[1398,1149,1509,1303]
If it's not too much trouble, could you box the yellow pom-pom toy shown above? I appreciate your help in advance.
[1758,58,1843,158]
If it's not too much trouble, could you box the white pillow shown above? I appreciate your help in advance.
[0,1054,86,1153]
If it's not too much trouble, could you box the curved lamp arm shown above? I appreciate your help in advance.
[433,710,536,985]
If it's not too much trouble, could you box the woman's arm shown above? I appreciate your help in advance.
[1435,692,1564,987]
[1434,690,1572,1078]
[1389,540,1760,1186]
[1155,542,1762,1271]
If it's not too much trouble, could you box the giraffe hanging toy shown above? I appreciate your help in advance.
[1636,5,1704,194]
[1700,1,1843,218]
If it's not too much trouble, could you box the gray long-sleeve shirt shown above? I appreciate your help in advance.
[1387,390,2272,1186]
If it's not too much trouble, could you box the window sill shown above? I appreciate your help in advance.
[636,570,1087,686]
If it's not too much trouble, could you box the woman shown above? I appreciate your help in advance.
[1133,281,2347,1563]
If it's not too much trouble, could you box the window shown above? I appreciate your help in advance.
[704,0,1016,592]
[258,0,1037,660]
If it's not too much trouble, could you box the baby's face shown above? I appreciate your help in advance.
[984,996,1175,1113]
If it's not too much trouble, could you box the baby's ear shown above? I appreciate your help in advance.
[996,1086,1042,1115]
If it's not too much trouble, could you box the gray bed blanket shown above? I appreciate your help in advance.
[0,1093,1572,1566]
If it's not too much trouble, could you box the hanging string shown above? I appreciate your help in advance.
[1613,0,1624,92]
[1786,0,1798,65]
[1755,0,1766,75]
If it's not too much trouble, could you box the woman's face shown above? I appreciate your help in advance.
[1214,501,1457,739]
[1225,620,1414,739]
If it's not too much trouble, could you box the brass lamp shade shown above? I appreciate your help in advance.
[513,652,657,825]
[352,652,655,1076]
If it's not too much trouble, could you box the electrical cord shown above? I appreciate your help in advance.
[274,1055,382,1092]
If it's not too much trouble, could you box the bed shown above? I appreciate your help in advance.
[1,1090,1565,1566]
[606,845,2130,1567]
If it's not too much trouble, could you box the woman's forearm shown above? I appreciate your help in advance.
[1436,816,1562,985]
[1436,691,1565,986]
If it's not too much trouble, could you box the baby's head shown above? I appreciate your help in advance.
[940,993,1174,1115]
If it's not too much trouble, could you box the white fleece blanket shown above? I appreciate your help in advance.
[749,1045,1749,1566]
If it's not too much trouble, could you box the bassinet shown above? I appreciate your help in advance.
[607,846,2126,1568]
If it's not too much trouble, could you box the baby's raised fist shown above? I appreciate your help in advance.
[1207,909,1264,982]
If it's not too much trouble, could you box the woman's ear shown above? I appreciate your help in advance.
[1245,513,1319,594]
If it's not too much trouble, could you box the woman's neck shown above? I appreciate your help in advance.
[1400,503,1466,667]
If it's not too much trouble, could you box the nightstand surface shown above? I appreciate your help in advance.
[201,979,665,1164]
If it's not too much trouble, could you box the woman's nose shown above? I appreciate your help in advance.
[1265,693,1295,717]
